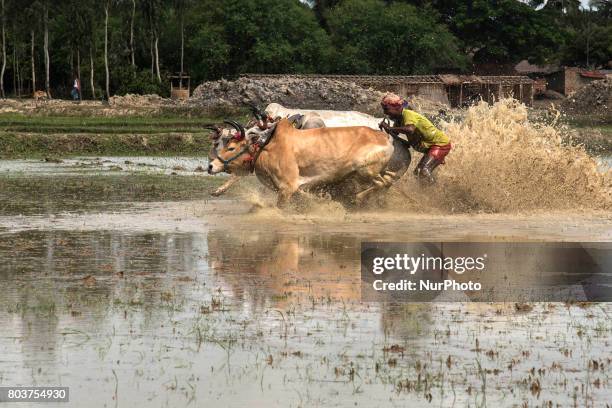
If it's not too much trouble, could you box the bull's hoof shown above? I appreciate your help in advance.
[355,190,371,205]
[211,189,225,197]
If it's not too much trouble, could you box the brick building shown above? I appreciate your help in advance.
[545,67,607,95]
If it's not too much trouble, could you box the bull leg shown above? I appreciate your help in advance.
[277,185,299,208]
[355,186,380,205]
[355,175,386,204]
[269,161,300,209]
[211,175,240,197]
[355,170,399,204]
[273,177,300,208]
[352,155,394,205]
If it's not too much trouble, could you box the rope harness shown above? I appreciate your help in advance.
[213,127,275,174]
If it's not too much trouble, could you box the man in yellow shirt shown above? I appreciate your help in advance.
[379,93,451,184]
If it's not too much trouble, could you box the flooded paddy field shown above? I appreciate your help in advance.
[1,157,611,407]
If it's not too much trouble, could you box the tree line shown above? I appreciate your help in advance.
[0,0,610,99]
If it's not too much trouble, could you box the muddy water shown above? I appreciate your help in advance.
[1,160,611,407]
[0,156,209,176]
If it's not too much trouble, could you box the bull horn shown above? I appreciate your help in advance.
[201,123,222,131]
[202,124,222,139]
[246,102,265,121]
[223,120,245,140]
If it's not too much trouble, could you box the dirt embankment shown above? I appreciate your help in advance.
[0,133,211,158]
[2,76,609,120]
[0,96,213,117]
[561,78,611,117]
[191,76,384,114]
[0,76,451,117]
[191,76,449,116]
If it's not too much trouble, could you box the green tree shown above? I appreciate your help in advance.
[326,0,466,74]
[561,9,612,67]
[590,0,612,18]
[141,0,167,81]
[530,0,581,15]
[173,0,193,75]
[186,0,333,79]
[445,0,565,64]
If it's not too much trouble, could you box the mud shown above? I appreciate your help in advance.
[192,76,449,116]
[562,78,611,116]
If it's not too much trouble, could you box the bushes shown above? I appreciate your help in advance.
[111,66,170,97]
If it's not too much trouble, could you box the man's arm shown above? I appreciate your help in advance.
[390,124,421,146]
[379,121,420,144]
[389,124,416,135]
[379,121,415,134]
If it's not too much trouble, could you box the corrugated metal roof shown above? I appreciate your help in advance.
[241,74,533,85]
[580,71,606,79]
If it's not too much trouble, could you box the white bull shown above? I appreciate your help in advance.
[264,103,383,130]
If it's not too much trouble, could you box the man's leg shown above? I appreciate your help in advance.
[414,154,440,184]
[414,144,451,185]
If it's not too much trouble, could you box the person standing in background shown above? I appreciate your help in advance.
[71,77,81,102]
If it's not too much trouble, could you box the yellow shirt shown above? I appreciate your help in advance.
[400,109,450,149]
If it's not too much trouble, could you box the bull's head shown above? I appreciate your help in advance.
[204,121,243,164]
[208,119,279,175]
[208,120,253,175]
[204,124,222,160]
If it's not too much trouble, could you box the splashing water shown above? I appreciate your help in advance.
[236,183,350,220]
[235,99,611,216]
[390,99,611,214]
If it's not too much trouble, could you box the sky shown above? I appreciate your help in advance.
[521,0,595,9]
[580,0,592,8]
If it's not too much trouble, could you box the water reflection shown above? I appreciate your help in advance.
[206,230,362,305]
[0,227,610,406]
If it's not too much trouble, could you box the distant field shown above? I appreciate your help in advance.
[0,112,247,158]
[565,119,612,153]
[0,113,244,134]
[575,123,612,136]
[2,110,610,158]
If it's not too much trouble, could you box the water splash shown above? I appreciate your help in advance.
[390,99,611,213]
[235,99,611,216]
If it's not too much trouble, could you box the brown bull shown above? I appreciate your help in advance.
[206,114,326,197]
[206,122,242,196]
[208,119,401,207]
